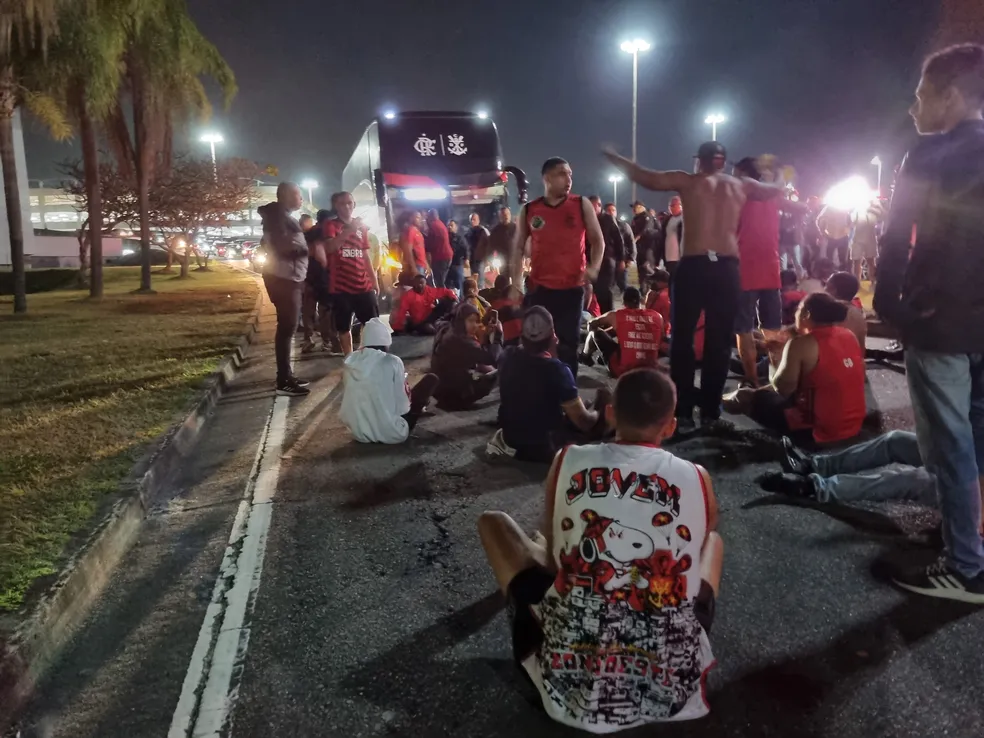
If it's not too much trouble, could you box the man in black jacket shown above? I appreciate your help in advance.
[631,201,659,287]
[874,43,984,601]
[605,202,636,294]
[588,196,625,314]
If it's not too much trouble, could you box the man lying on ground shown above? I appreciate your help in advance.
[339,318,439,444]
[430,302,503,410]
[478,368,723,731]
[489,306,609,462]
[723,292,865,445]
[390,273,458,335]
[580,287,664,377]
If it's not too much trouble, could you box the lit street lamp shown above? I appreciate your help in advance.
[301,179,318,208]
[620,38,651,203]
[608,174,622,208]
[200,132,223,177]
[871,156,883,194]
[704,113,726,141]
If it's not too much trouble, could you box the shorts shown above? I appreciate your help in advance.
[507,566,716,665]
[849,238,877,261]
[735,288,782,334]
[331,291,378,332]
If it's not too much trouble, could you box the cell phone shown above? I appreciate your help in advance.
[486,309,499,323]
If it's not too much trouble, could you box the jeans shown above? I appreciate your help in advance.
[525,285,585,379]
[431,260,450,293]
[595,258,618,315]
[615,265,629,294]
[905,349,984,578]
[671,255,741,419]
[446,264,465,297]
[263,274,303,384]
[829,237,849,269]
[810,430,935,504]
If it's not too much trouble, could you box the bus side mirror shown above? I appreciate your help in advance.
[504,166,529,205]
[373,169,387,208]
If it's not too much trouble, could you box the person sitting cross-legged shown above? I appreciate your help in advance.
[477,367,723,731]
[390,273,458,335]
[580,286,664,377]
[723,292,865,445]
[489,306,610,462]
[339,318,439,444]
[430,302,502,411]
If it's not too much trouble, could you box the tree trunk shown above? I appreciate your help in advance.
[0,76,26,313]
[78,91,103,298]
[76,225,90,287]
[180,232,191,278]
[132,76,152,292]
[163,241,174,273]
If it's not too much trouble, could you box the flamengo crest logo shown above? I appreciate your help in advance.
[530,215,546,230]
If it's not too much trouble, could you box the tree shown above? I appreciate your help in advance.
[0,0,67,313]
[103,0,236,293]
[149,156,260,277]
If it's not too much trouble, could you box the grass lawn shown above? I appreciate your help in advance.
[0,265,259,614]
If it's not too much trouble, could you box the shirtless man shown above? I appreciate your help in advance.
[604,141,784,428]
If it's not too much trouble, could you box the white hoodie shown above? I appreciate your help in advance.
[339,348,412,444]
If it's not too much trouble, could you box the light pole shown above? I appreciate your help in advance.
[620,39,651,203]
[200,132,223,179]
[608,174,622,208]
[704,113,726,141]
[871,156,883,194]
[301,179,319,209]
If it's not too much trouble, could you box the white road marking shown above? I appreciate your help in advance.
[169,344,334,738]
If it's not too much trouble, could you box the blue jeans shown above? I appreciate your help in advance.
[906,350,984,578]
[811,430,935,505]
[446,264,465,297]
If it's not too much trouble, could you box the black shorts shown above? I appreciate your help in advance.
[507,567,717,665]
[331,291,378,332]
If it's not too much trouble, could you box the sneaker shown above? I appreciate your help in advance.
[758,471,813,498]
[276,378,310,397]
[892,558,984,603]
[486,428,517,458]
[578,352,596,368]
[300,341,317,354]
[781,436,814,476]
[289,377,311,388]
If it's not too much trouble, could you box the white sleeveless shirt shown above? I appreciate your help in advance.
[523,442,715,733]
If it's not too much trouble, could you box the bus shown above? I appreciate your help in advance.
[342,111,528,287]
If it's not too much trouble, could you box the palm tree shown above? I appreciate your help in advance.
[103,0,235,293]
[22,0,128,297]
[0,0,66,313]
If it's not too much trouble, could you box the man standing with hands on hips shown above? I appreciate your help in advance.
[511,157,605,378]
[605,142,785,430]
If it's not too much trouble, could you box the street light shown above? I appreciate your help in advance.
[871,156,883,194]
[477,110,489,120]
[382,110,396,120]
[620,38,651,203]
[704,113,726,141]
[608,174,623,208]
[301,179,318,208]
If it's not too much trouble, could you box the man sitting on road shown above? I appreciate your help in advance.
[723,292,865,445]
[478,368,722,731]
[339,318,440,444]
[390,274,458,335]
[580,287,664,377]
[488,307,610,462]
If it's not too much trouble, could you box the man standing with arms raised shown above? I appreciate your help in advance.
[605,142,784,429]
[511,158,604,377]
[875,44,984,601]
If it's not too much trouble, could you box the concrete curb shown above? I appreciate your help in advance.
[0,274,266,734]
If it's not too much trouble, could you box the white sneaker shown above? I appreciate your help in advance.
[486,428,516,458]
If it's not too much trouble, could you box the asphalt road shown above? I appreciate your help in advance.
[10,315,984,738]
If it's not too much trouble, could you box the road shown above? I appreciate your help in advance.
[9,296,984,738]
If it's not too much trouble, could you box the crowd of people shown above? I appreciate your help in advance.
[256,43,984,733]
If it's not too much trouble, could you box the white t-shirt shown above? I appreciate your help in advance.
[664,215,684,263]
[523,442,715,733]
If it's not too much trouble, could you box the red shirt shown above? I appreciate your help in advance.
[609,308,664,376]
[737,199,781,291]
[491,295,523,342]
[645,288,671,337]
[786,325,865,443]
[425,219,454,262]
[402,226,428,273]
[391,286,457,331]
[323,219,375,294]
[585,292,601,318]
[527,195,586,290]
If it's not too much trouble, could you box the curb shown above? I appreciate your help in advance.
[0,274,266,734]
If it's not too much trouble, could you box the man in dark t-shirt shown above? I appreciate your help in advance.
[488,307,609,462]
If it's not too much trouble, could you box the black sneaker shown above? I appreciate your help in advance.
[758,471,813,498]
[289,377,311,388]
[781,436,814,476]
[276,378,310,397]
[892,558,984,603]
[578,352,596,368]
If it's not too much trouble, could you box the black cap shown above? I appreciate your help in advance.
[696,141,727,161]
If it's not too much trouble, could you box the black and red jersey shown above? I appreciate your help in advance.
[324,218,374,294]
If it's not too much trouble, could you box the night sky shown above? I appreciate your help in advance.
[23,0,963,208]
